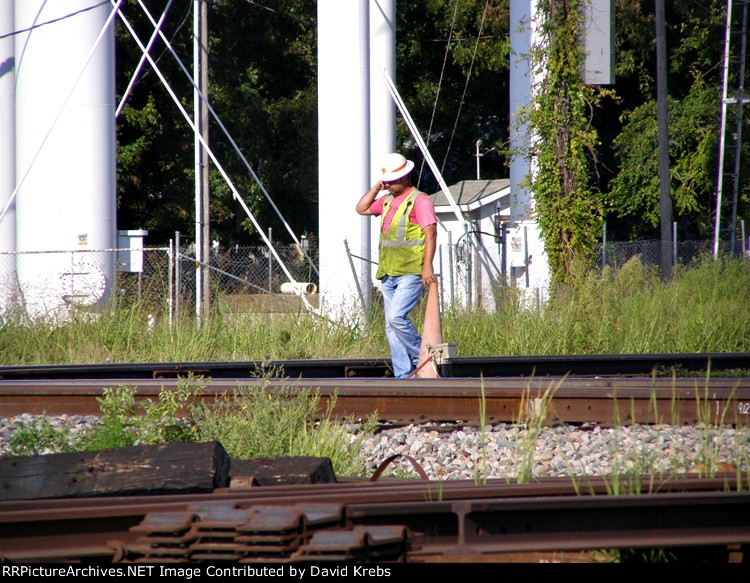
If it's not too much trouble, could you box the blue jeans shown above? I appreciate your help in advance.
[381,274,424,378]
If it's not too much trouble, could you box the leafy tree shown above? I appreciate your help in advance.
[116,0,318,246]
[206,0,318,245]
[604,0,749,242]
[395,0,511,192]
[607,76,720,240]
[116,0,198,244]
[114,0,748,263]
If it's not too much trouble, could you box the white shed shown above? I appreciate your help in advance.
[430,179,511,312]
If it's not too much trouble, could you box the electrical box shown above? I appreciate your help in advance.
[117,229,148,273]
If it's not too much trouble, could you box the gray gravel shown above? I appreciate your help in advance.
[356,422,750,480]
[2,415,749,480]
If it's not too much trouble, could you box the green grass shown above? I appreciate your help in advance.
[3,253,747,565]
[1,254,748,365]
[188,373,378,477]
[5,374,378,479]
[3,256,749,481]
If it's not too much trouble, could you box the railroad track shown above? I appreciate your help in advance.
[1,473,749,563]
[2,375,749,427]
[1,351,749,380]
[2,353,749,564]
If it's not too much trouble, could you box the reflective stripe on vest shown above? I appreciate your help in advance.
[376,188,425,279]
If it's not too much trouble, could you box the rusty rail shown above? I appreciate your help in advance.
[1,376,749,427]
[1,474,748,563]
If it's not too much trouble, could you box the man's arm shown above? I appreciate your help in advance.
[421,223,437,286]
[356,181,386,215]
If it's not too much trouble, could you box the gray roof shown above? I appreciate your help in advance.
[429,179,510,209]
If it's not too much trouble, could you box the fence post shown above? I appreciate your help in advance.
[501,225,507,284]
[523,226,529,288]
[602,222,607,269]
[343,239,366,313]
[741,220,747,256]
[438,244,444,312]
[467,242,473,309]
[175,231,181,320]
[448,231,454,308]
[268,228,273,293]
[168,239,174,328]
[672,221,677,265]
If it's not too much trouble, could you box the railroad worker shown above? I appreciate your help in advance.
[356,152,437,378]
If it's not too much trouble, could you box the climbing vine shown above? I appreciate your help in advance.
[519,0,615,284]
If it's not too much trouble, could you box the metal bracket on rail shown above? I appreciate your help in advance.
[369,454,429,482]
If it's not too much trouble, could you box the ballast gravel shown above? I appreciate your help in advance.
[1,414,748,480]
[356,422,750,479]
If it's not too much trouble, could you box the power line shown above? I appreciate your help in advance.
[440,0,491,175]
[0,1,111,41]
[241,0,315,25]
[417,0,460,190]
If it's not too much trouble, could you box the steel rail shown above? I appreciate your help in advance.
[1,376,749,426]
[0,474,748,562]
[0,351,748,380]
[358,490,750,559]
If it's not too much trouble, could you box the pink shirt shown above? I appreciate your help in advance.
[368,188,437,235]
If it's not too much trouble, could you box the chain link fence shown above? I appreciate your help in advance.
[0,239,320,321]
[0,236,745,321]
[595,238,749,270]
[175,240,319,314]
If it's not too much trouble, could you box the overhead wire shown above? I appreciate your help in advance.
[125,0,319,278]
[115,3,319,312]
[241,0,315,25]
[417,0,460,190]
[440,0,491,176]
[0,0,111,41]
[0,0,127,227]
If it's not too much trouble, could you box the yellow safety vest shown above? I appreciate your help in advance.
[376,189,425,280]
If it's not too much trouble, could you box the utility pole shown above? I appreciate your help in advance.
[194,0,210,322]
[655,0,673,279]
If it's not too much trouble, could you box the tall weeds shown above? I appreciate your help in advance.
[0,255,747,364]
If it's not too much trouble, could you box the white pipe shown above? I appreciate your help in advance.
[3,0,122,227]
[281,282,317,295]
[0,0,14,235]
[194,0,209,323]
[318,0,371,315]
[358,0,371,310]
[368,0,396,293]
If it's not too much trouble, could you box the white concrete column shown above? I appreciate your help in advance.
[368,0,396,290]
[0,0,17,311]
[14,0,116,320]
[318,0,371,319]
[509,0,549,297]
[509,0,534,226]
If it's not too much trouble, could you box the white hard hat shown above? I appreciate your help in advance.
[379,153,414,182]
